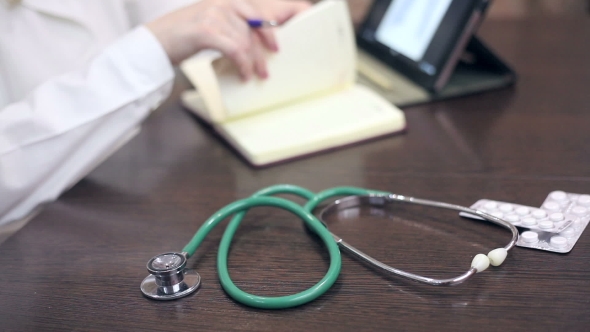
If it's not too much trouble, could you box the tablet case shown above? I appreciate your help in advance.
[356,35,517,107]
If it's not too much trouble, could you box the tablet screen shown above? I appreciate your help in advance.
[358,0,489,91]
[375,0,452,64]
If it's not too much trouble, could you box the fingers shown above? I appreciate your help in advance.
[251,32,269,79]
[254,26,279,52]
[228,0,314,80]
[182,0,311,81]
[233,0,313,78]
[212,32,267,81]
[211,34,254,81]
[232,0,278,52]
[225,10,268,80]
[273,0,312,24]
[235,0,312,51]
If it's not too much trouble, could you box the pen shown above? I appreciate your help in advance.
[247,19,279,28]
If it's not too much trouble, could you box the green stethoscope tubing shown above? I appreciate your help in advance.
[181,184,389,309]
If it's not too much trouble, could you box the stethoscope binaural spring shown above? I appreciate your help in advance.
[140,184,519,308]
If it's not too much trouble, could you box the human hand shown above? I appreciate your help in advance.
[146,0,311,80]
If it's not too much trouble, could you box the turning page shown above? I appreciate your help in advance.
[180,0,407,166]
[180,0,356,122]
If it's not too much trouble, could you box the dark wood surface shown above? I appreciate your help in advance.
[1,14,590,332]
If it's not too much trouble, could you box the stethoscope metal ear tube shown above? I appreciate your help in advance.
[319,194,519,286]
[140,185,520,307]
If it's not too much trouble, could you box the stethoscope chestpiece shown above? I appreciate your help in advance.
[140,252,201,300]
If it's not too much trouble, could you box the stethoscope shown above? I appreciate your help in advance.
[140,185,518,308]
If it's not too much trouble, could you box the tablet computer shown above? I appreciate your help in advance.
[357,0,492,93]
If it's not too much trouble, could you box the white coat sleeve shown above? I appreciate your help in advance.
[124,0,200,25]
[0,26,175,226]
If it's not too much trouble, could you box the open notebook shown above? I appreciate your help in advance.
[180,0,406,166]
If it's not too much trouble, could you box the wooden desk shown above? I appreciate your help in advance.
[1,16,590,332]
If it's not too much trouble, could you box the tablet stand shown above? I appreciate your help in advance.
[356,35,516,107]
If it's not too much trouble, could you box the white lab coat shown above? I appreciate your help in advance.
[0,0,197,226]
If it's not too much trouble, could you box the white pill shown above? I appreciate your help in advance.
[576,195,590,206]
[539,220,554,229]
[549,212,564,222]
[572,206,588,216]
[521,231,539,243]
[549,191,568,201]
[515,207,530,216]
[543,202,560,211]
[550,236,568,248]
[521,217,537,226]
[532,210,547,219]
[491,211,504,219]
[499,203,514,212]
[484,201,498,210]
[505,214,520,223]
[560,227,576,238]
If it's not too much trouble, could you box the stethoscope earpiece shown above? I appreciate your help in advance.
[140,252,200,300]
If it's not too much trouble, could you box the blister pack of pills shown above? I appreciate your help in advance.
[460,191,590,253]
[459,200,573,233]
[516,191,590,253]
